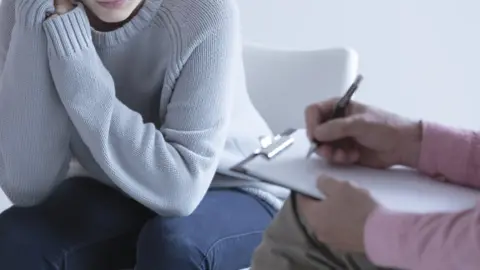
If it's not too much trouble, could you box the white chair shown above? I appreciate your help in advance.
[0,189,9,213]
[243,43,359,134]
[239,43,359,270]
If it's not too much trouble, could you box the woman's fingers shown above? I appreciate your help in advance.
[53,0,74,15]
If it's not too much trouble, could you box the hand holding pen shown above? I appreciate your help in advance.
[304,75,422,169]
[306,74,363,158]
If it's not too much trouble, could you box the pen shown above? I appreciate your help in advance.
[306,74,364,158]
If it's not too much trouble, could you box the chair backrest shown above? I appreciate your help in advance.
[242,43,359,134]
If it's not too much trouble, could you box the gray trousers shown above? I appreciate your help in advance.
[251,194,396,270]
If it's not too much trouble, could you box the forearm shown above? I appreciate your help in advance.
[43,6,235,216]
[0,0,14,74]
[0,0,72,206]
[365,205,480,270]
[417,122,480,189]
[47,50,215,216]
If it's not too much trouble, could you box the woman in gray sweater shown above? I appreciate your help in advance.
[0,0,288,269]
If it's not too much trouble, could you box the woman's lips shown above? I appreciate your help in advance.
[97,0,127,9]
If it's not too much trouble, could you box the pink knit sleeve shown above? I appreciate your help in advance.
[418,122,480,189]
[363,122,480,269]
[364,204,480,270]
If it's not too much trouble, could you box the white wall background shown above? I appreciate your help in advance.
[237,0,480,129]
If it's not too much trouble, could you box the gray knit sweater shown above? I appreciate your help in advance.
[0,0,289,215]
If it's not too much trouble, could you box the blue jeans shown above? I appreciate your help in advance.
[0,177,276,270]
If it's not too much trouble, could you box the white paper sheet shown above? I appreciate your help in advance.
[243,130,480,213]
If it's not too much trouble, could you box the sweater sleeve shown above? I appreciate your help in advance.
[364,204,480,270]
[0,0,72,206]
[42,3,239,216]
[0,0,14,74]
[418,122,480,189]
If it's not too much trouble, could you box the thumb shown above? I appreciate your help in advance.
[316,175,343,197]
[313,116,361,142]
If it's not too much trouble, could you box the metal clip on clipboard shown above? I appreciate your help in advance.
[231,128,297,174]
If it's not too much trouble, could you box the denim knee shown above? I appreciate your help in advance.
[136,218,205,270]
[0,208,60,270]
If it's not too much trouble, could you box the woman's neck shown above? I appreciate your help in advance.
[85,3,144,32]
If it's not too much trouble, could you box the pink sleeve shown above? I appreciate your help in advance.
[418,122,480,189]
[364,204,480,270]
[362,122,480,269]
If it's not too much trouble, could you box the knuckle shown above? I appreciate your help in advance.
[329,97,341,104]
[305,104,316,115]
[348,99,368,112]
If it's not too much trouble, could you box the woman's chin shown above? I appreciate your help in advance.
[96,13,131,23]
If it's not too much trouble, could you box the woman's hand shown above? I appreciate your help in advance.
[49,0,74,17]
[305,98,423,169]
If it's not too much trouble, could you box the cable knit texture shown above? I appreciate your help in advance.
[0,0,289,215]
[364,122,480,270]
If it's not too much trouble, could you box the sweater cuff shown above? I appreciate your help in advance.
[43,5,93,58]
[364,207,417,269]
[16,0,54,29]
[418,121,471,181]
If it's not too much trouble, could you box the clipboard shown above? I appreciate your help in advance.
[231,128,480,213]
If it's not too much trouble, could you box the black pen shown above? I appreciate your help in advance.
[306,74,364,158]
